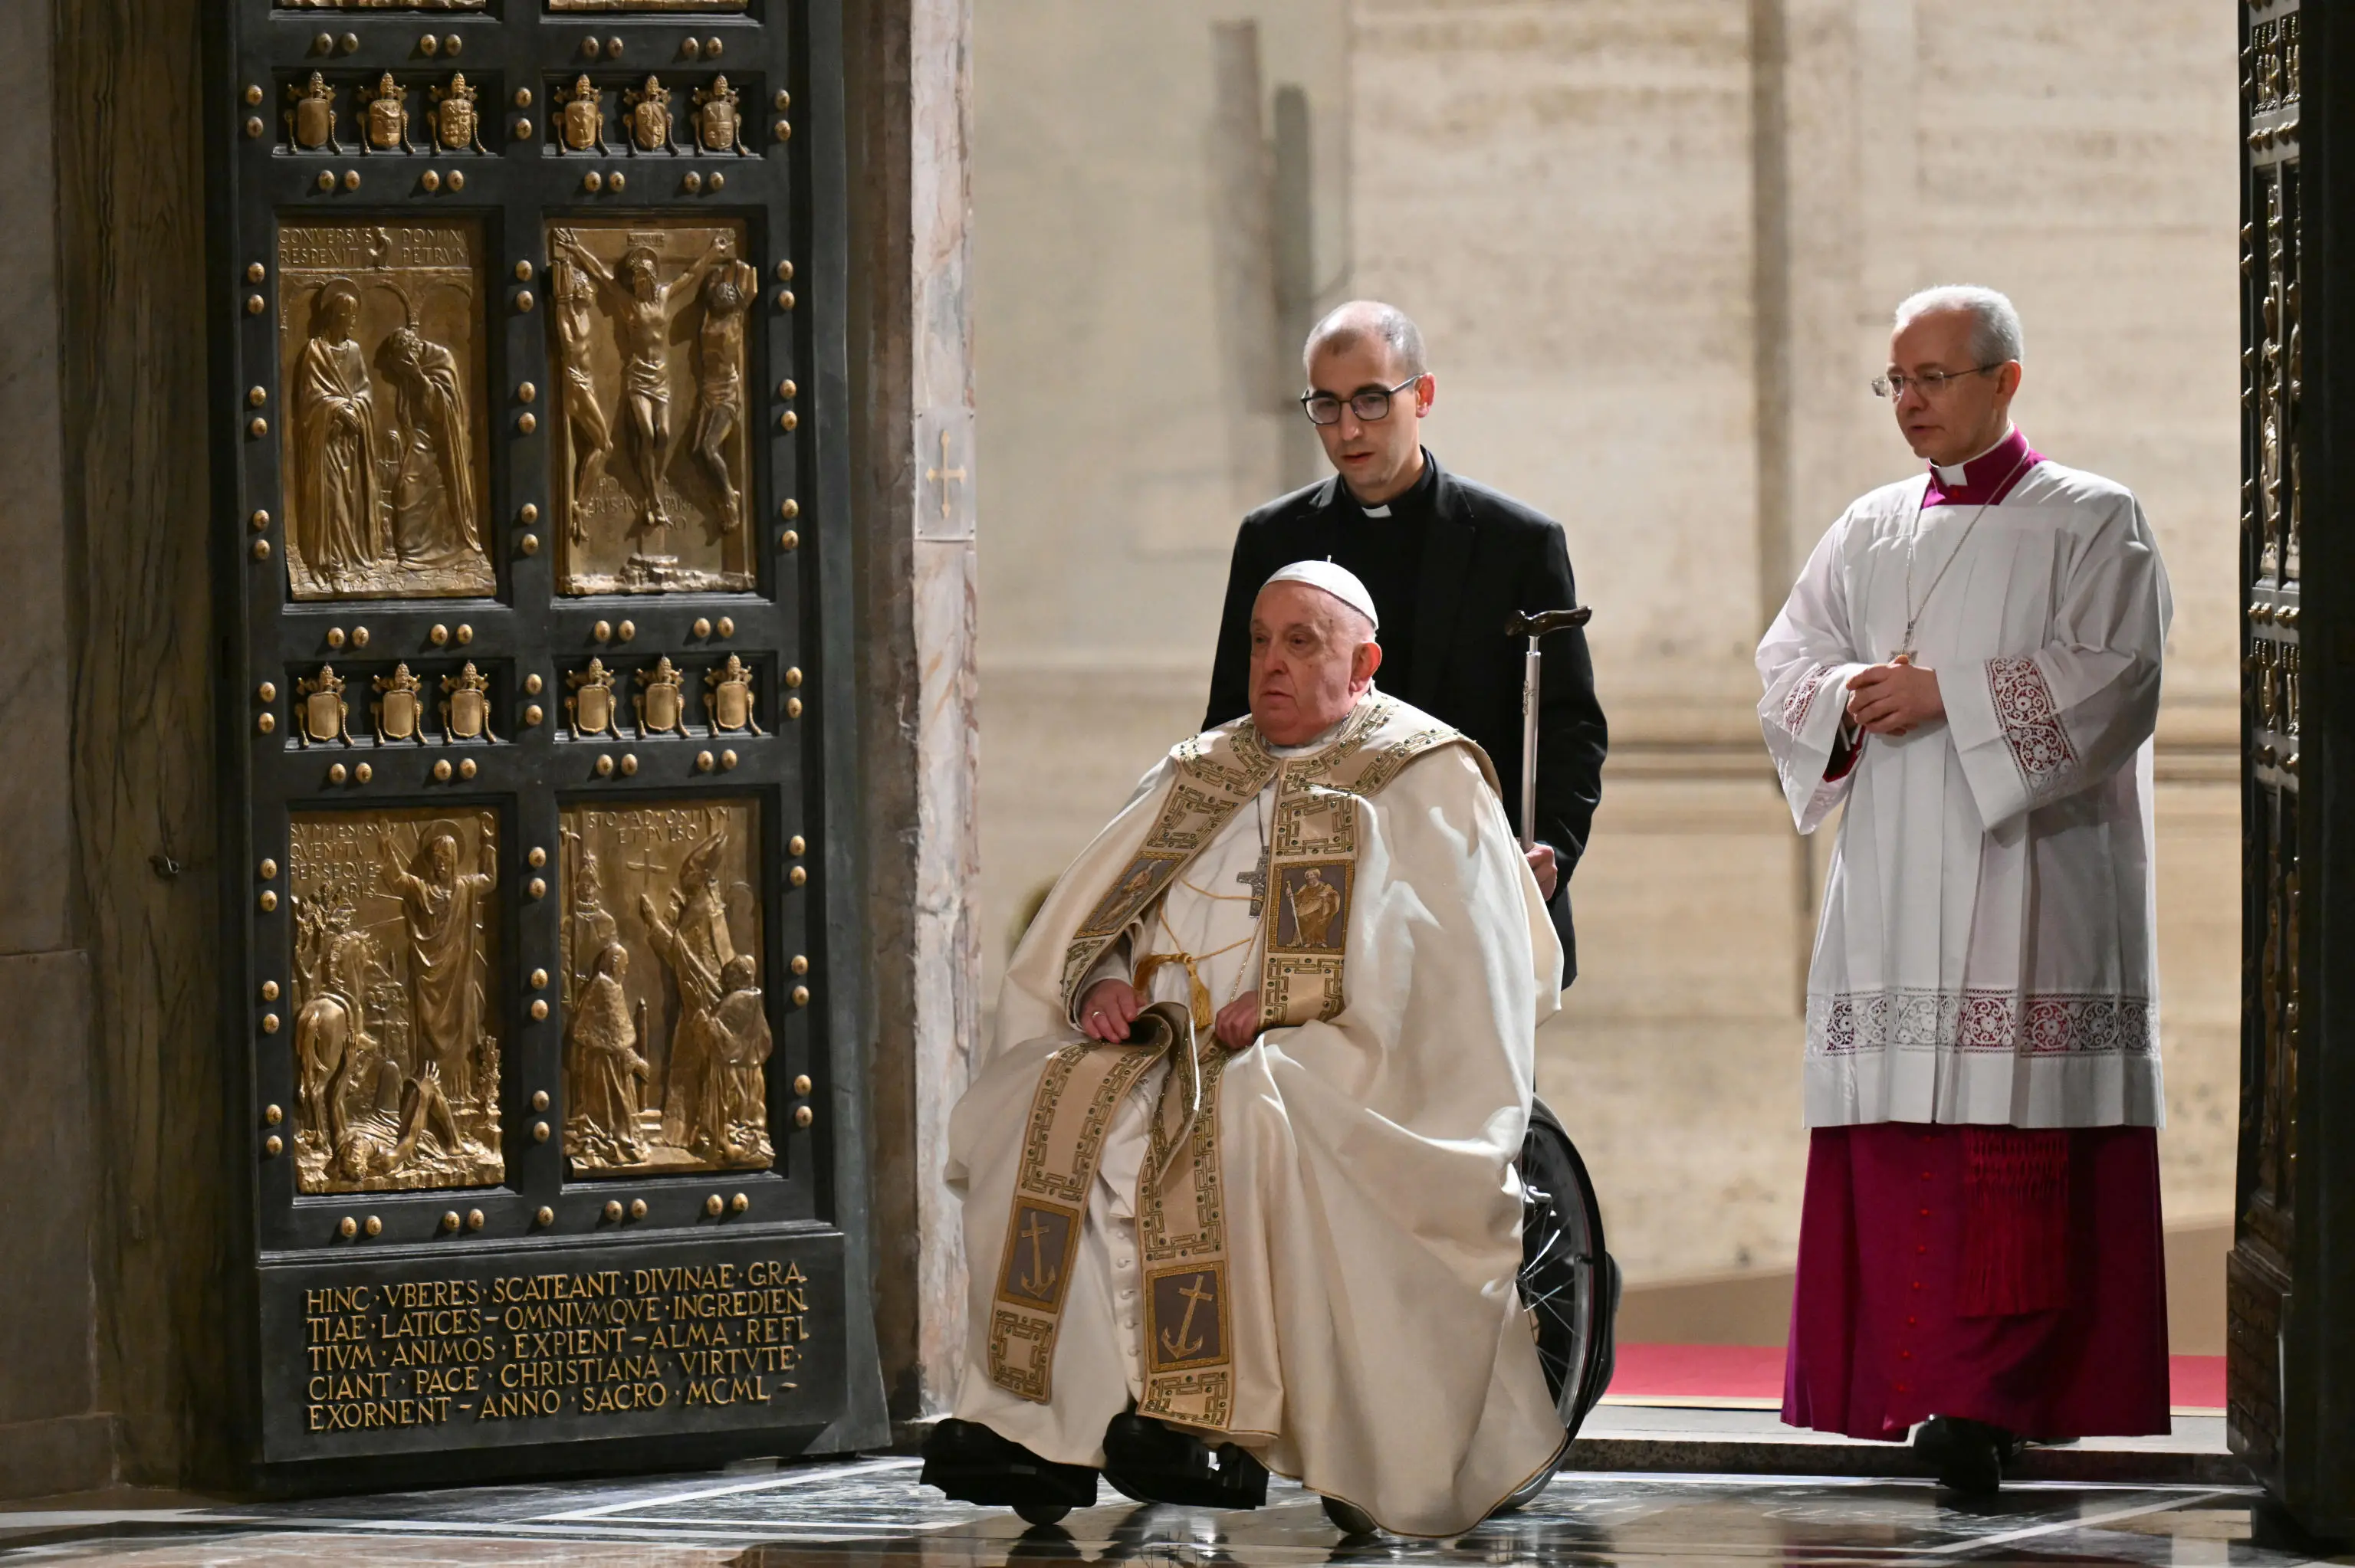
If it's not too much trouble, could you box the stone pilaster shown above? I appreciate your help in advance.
[848,0,977,1426]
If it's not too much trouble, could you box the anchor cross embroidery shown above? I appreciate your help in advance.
[1160,1273,1214,1360]
[1017,1213,1059,1297]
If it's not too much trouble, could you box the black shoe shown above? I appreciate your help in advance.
[1100,1412,1269,1510]
[921,1417,1099,1523]
[1913,1415,2014,1495]
[1321,1494,1380,1536]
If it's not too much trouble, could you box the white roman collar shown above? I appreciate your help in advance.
[1932,425,2017,487]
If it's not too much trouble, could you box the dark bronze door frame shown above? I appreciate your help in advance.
[202,0,884,1487]
[2232,0,2355,1530]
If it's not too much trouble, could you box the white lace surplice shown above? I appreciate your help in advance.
[1757,461,2173,1130]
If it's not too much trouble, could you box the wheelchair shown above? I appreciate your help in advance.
[932,1092,1620,1532]
[1321,1095,1620,1534]
[1498,1095,1621,1510]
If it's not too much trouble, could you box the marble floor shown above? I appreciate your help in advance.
[2,1453,2341,1567]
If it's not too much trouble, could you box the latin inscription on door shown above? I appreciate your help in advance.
[261,1236,847,1456]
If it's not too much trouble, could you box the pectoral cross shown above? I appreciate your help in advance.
[1237,846,1269,917]
[1159,1273,1214,1360]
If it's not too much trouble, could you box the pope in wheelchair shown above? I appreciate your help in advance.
[925,563,1614,1538]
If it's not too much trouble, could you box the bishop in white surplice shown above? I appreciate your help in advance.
[1760,429,2172,1124]
[1762,287,2176,1477]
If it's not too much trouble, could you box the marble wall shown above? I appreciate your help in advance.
[849,0,982,1429]
[971,0,2244,1324]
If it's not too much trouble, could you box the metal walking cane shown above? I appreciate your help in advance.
[1503,605,1593,855]
[1493,602,1618,1515]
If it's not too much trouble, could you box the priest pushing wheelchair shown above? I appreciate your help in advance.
[923,567,1618,1538]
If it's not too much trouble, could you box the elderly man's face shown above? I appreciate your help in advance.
[1887,307,2022,467]
[1248,582,1382,746]
[1306,333,1431,507]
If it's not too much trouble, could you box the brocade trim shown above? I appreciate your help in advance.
[1985,656,2078,785]
[1808,989,2156,1058]
[1780,661,1830,736]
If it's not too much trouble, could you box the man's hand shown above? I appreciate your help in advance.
[1214,992,1261,1052]
[1845,657,1945,736]
[1526,843,1559,900]
[1079,978,1143,1042]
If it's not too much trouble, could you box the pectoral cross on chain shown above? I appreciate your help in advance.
[1237,846,1270,917]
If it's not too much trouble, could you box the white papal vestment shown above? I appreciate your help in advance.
[1758,440,2173,1130]
[945,694,1566,1537]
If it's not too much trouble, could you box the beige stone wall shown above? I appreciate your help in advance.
[972,0,2242,1311]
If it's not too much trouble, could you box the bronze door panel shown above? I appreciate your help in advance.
[278,220,494,600]
[209,0,879,1479]
[287,808,505,1194]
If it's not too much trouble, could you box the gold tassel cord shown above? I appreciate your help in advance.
[1131,952,1215,1032]
[1132,907,1261,1034]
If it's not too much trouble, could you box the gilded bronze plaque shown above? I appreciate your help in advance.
[549,0,746,11]
[559,801,770,1175]
[277,220,494,600]
[546,220,756,594]
[288,809,504,1194]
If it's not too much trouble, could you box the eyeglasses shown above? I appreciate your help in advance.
[1299,374,1422,427]
[1871,364,2003,399]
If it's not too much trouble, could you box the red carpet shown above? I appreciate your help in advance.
[1611,1343,2227,1411]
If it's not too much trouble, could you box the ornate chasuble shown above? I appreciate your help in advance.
[988,696,1484,1426]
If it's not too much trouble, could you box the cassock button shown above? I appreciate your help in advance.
[1920,1171,1933,1180]
[1919,1208,1930,1219]
[1894,1382,1910,1394]
[1907,1315,1918,1327]
[1915,1244,1927,1255]
[1911,1281,1923,1291]
[1899,1350,1913,1360]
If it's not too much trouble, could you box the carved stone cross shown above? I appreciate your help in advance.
[925,428,967,523]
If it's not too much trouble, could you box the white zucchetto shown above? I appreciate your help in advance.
[1260,559,1380,633]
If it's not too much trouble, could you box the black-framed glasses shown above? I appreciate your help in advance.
[1299,374,1422,426]
[1871,363,2003,399]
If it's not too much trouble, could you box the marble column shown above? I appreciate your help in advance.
[0,0,113,1502]
[848,0,978,1426]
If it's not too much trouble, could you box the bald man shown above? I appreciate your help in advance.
[1204,301,1607,982]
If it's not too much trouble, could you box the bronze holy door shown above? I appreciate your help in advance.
[202,0,884,1484]
[2234,0,2355,1530]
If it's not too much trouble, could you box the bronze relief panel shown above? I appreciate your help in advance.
[548,0,746,11]
[276,220,494,600]
[544,219,757,594]
[557,802,772,1176]
[287,809,504,1194]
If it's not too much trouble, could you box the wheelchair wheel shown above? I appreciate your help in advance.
[1518,1097,1619,1438]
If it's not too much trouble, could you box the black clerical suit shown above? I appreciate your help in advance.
[1204,451,1608,983]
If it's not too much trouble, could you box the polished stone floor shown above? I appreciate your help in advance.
[2,1454,2343,1567]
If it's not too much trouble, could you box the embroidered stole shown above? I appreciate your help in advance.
[989,697,1480,1428]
